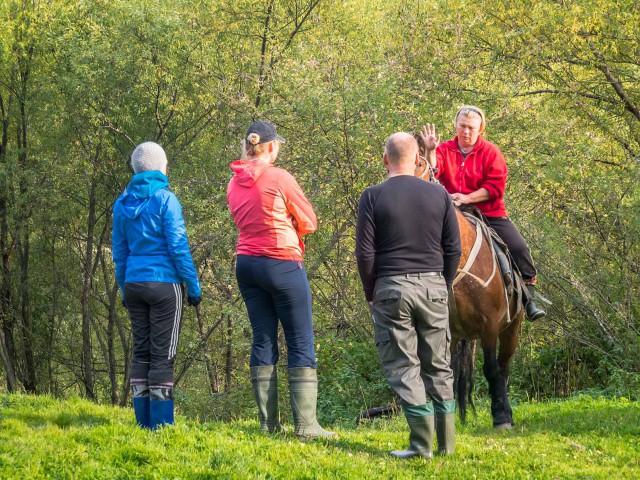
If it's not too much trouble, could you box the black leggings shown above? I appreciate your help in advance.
[486,217,537,282]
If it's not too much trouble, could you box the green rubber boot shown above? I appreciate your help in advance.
[288,368,335,439]
[391,411,435,459]
[435,412,456,455]
[250,365,282,433]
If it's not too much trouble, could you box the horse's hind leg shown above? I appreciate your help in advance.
[482,344,514,429]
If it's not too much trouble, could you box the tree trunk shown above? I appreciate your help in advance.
[196,305,219,394]
[225,313,233,391]
[254,0,274,109]
[46,238,58,395]
[117,306,132,407]
[100,250,120,406]
[16,84,36,394]
[107,294,119,406]
[0,329,16,392]
[80,178,97,400]
[0,93,17,392]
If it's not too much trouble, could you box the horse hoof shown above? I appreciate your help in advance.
[494,423,513,430]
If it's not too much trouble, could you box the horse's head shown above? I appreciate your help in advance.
[413,133,437,183]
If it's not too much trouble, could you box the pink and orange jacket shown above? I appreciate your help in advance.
[227,160,317,261]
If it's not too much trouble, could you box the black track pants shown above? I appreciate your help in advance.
[125,282,183,387]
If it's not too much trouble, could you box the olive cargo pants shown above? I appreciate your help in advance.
[370,273,454,408]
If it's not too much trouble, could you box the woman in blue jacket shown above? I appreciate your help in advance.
[112,142,201,430]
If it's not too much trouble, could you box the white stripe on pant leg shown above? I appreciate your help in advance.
[169,283,182,359]
[168,284,182,360]
[168,284,178,359]
[168,284,181,359]
[175,285,183,357]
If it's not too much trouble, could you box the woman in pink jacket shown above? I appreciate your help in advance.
[227,121,333,439]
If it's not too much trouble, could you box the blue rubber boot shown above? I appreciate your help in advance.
[131,383,151,429]
[132,396,151,429]
[150,400,174,430]
[150,386,174,430]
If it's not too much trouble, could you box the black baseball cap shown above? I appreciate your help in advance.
[245,121,286,144]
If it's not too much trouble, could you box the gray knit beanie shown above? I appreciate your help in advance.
[130,142,168,174]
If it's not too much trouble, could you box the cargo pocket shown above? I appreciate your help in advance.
[445,327,452,364]
[374,325,390,347]
[373,289,401,319]
[373,325,395,365]
[428,287,448,304]
[427,286,449,321]
[371,287,401,365]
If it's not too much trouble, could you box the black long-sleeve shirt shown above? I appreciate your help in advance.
[355,175,462,301]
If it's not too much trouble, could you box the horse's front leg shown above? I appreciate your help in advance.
[481,345,514,429]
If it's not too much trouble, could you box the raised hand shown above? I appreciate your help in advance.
[419,123,441,151]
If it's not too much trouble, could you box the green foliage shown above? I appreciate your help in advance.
[315,334,393,425]
[1,393,639,478]
[0,0,638,430]
[179,335,393,427]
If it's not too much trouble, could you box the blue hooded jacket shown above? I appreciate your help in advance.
[112,170,201,298]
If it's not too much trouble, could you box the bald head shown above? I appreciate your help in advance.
[384,132,419,176]
[385,132,419,164]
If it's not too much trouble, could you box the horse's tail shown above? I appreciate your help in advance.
[452,338,476,423]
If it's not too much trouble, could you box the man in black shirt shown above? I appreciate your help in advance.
[356,132,461,459]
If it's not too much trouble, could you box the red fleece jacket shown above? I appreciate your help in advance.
[227,160,317,261]
[435,135,508,217]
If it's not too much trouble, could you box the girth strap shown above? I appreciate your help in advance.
[452,216,498,289]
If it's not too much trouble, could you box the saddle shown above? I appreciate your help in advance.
[448,206,525,328]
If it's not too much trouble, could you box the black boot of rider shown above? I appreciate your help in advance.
[525,285,546,321]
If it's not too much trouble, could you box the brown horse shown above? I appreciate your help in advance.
[415,145,525,429]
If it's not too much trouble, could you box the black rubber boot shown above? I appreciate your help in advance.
[250,365,283,433]
[435,412,455,455]
[493,240,513,290]
[525,285,547,321]
[390,414,435,459]
[288,368,335,439]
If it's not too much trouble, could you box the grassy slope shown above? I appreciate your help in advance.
[0,394,638,479]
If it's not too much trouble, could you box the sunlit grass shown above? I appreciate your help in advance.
[1,394,638,479]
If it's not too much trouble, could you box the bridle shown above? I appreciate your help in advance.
[416,154,439,184]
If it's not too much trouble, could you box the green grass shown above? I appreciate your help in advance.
[1,394,638,479]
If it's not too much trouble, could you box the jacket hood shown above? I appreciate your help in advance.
[119,170,169,219]
[230,160,272,187]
